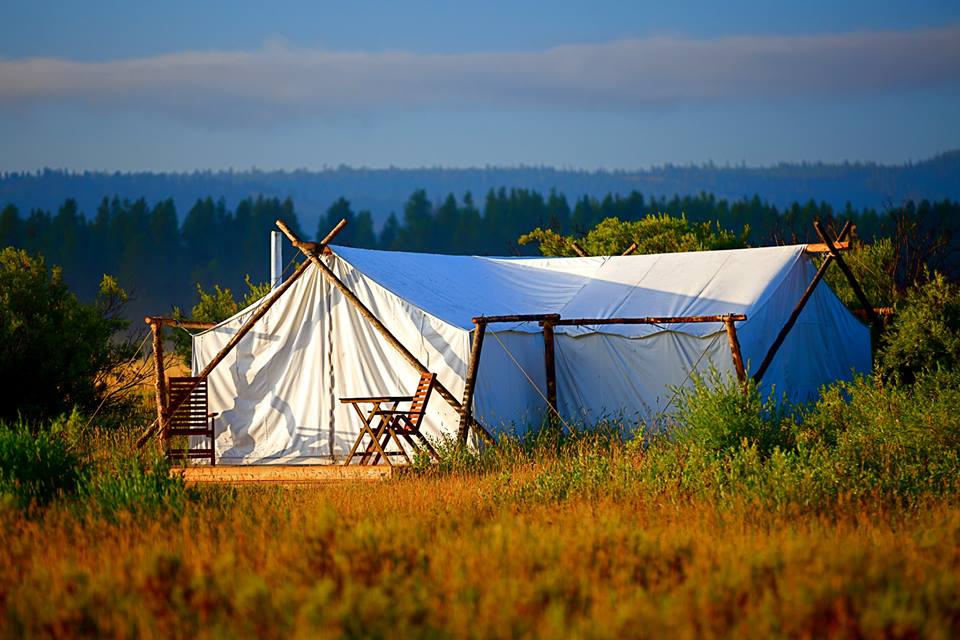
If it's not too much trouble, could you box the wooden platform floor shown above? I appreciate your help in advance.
[173,464,394,485]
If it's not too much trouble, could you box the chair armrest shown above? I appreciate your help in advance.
[340,395,413,404]
[208,412,219,418]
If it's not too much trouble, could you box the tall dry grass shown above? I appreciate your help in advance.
[1,463,958,638]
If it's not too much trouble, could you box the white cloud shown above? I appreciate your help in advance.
[1,25,958,127]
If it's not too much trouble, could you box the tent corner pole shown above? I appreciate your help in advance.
[722,316,748,392]
[541,319,558,426]
[813,219,880,331]
[458,320,487,445]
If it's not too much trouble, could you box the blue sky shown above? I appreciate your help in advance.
[1,1,958,171]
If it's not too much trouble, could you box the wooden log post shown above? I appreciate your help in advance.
[458,320,487,445]
[276,219,498,446]
[569,241,588,257]
[621,242,638,256]
[541,319,558,426]
[136,219,348,449]
[752,221,853,384]
[723,316,747,388]
[146,317,167,443]
[813,219,881,330]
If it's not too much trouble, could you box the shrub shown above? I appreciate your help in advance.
[0,418,85,509]
[670,370,793,457]
[79,455,192,520]
[877,272,960,384]
[171,275,270,366]
[0,247,134,422]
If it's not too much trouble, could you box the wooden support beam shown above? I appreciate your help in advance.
[471,313,562,324]
[569,241,588,257]
[541,319,558,424]
[813,220,880,330]
[621,242,638,256]
[276,219,498,447]
[752,221,853,384]
[458,321,487,445]
[144,316,217,330]
[146,318,167,444]
[553,314,746,326]
[804,240,850,254]
[723,317,747,387]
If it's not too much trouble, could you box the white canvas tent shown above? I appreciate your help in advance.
[189,243,871,464]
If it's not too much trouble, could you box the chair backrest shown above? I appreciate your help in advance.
[406,372,436,429]
[165,376,208,428]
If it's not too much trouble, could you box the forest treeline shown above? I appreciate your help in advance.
[2,188,958,320]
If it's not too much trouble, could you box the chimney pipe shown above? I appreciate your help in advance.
[271,231,283,289]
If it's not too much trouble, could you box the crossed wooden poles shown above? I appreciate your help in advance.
[139,218,876,453]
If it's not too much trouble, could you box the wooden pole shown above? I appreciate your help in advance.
[723,317,747,387]
[569,241,588,257]
[752,221,853,384]
[553,314,746,326]
[541,319,558,425]
[813,219,880,330]
[621,242,638,256]
[458,320,487,445]
[276,219,498,446]
[146,318,167,443]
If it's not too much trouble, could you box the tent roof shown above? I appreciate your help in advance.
[331,244,808,334]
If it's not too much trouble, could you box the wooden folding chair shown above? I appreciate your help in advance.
[340,372,441,466]
[164,376,217,465]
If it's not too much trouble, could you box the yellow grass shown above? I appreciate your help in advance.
[1,468,957,638]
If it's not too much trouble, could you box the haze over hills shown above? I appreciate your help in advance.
[2,151,958,232]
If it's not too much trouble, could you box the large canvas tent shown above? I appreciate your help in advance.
[189,243,871,465]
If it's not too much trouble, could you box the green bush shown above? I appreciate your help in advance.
[0,247,134,422]
[0,419,85,509]
[79,456,192,521]
[877,273,960,384]
[671,370,793,457]
[171,275,270,366]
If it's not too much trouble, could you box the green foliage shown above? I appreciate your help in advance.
[823,237,898,309]
[0,247,131,422]
[0,418,85,509]
[671,370,793,457]
[877,273,960,383]
[519,213,748,256]
[79,456,192,521]
[172,275,271,366]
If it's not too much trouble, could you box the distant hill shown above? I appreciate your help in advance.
[2,151,958,231]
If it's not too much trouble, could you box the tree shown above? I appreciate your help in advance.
[519,213,748,257]
[0,248,132,422]
[171,276,271,366]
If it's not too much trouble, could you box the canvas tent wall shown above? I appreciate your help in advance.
[192,244,871,464]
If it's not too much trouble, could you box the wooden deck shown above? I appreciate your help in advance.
[172,464,394,485]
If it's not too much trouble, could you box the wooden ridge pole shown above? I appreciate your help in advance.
[752,221,853,384]
[621,242,638,256]
[813,219,880,330]
[458,320,487,445]
[275,219,498,446]
[136,219,347,449]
